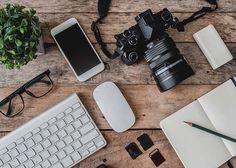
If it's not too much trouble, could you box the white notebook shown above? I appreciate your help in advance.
[160,77,236,168]
[193,24,233,70]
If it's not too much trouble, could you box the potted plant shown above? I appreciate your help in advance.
[0,4,44,69]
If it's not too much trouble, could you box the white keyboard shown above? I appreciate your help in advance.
[0,93,107,168]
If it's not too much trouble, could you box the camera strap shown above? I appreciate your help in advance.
[172,0,218,31]
[91,0,120,59]
[91,0,218,59]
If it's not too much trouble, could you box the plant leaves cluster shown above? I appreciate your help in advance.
[0,4,41,69]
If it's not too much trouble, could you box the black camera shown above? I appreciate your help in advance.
[114,9,194,92]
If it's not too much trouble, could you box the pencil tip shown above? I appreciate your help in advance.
[184,121,192,126]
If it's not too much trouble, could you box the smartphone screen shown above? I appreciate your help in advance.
[54,24,101,76]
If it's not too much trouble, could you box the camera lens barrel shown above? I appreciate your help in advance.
[144,35,194,92]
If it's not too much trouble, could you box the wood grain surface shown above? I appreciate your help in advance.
[0,0,236,168]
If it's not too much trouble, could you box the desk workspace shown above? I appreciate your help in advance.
[0,0,236,168]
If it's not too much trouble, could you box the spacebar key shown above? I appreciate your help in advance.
[81,130,99,144]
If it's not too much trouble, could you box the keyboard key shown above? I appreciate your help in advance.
[80,115,90,124]
[7,142,16,149]
[32,155,43,165]
[49,155,59,164]
[16,138,25,145]
[42,139,51,148]
[41,160,51,168]
[73,141,82,149]
[57,150,67,159]
[25,160,35,168]
[50,134,60,143]
[24,133,33,140]
[61,156,74,167]
[32,128,41,134]
[89,146,97,152]
[87,141,95,148]
[25,149,36,158]
[0,147,8,155]
[40,150,50,160]
[71,151,81,162]
[75,107,85,116]
[34,134,43,143]
[57,120,66,129]
[96,140,105,147]
[72,103,80,110]
[71,109,83,119]
[56,112,65,119]
[25,139,35,148]
[33,144,44,153]
[40,122,49,129]
[80,130,99,144]
[41,130,51,138]
[51,162,63,168]
[3,153,11,162]
[48,117,57,125]
[9,159,20,167]
[56,141,66,149]
[64,145,74,154]
[64,115,74,124]
[81,150,89,157]
[49,125,58,134]
[71,131,81,140]
[73,120,82,128]
[65,125,75,134]
[64,136,73,145]
[17,154,28,163]
[57,130,67,138]
[80,122,94,135]
[64,107,73,114]
[48,146,58,155]
[9,148,20,158]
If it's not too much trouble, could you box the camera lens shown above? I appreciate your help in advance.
[128,52,139,62]
[129,36,138,46]
[144,34,194,92]
[121,52,139,65]
[123,30,131,37]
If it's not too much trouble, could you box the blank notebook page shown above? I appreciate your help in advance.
[198,78,236,156]
[160,101,231,168]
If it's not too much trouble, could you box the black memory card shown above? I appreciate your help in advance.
[149,148,165,167]
[125,142,142,160]
[137,133,154,151]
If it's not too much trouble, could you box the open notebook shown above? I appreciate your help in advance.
[160,77,236,168]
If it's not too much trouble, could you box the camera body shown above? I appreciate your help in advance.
[114,8,194,92]
[115,9,173,65]
[114,25,145,65]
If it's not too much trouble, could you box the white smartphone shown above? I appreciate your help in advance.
[51,18,105,82]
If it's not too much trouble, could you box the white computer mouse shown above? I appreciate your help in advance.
[93,81,135,132]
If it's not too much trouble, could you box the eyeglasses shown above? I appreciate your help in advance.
[0,70,53,118]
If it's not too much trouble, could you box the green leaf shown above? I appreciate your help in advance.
[15,39,22,47]
[30,42,35,48]
[8,50,16,55]
[0,38,3,49]
[20,27,24,34]
[21,18,28,27]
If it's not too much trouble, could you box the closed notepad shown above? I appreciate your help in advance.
[193,24,233,69]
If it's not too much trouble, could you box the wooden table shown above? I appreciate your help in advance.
[0,0,236,167]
